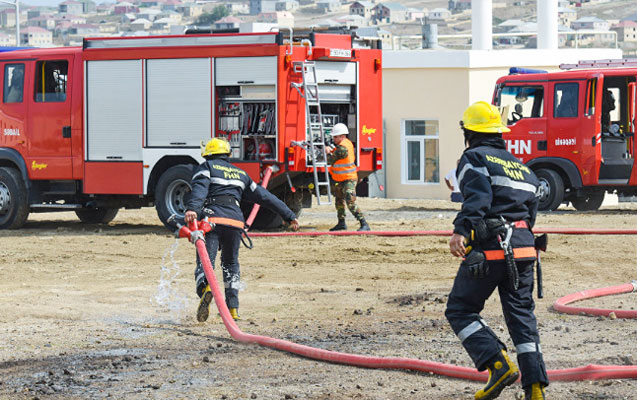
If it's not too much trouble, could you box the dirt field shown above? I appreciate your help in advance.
[1,198,636,400]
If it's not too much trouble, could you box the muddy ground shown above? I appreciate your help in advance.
[1,198,636,400]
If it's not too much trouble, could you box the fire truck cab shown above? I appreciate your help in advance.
[0,31,383,229]
[493,60,637,211]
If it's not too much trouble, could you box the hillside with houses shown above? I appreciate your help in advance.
[0,0,634,54]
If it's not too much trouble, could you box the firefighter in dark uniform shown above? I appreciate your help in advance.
[185,138,299,322]
[445,102,549,400]
[325,123,370,232]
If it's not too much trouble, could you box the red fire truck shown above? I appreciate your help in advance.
[0,31,383,229]
[493,60,637,211]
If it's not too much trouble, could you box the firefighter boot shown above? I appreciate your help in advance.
[329,219,347,231]
[475,350,520,400]
[358,218,370,231]
[524,383,546,400]
[229,308,240,321]
[196,285,213,322]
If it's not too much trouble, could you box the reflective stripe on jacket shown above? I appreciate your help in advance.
[329,138,357,182]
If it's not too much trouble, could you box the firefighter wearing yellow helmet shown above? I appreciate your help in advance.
[445,102,548,400]
[185,137,299,322]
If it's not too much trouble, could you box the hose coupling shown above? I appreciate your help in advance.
[631,280,637,292]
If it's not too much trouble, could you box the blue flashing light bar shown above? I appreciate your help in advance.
[509,67,548,75]
[0,47,33,53]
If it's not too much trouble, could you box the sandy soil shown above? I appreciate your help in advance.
[1,198,636,400]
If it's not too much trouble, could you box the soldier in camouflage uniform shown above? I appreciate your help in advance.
[325,123,370,232]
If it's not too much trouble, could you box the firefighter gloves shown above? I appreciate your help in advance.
[464,250,489,279]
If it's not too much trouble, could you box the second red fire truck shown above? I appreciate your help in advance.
[0,31,383,229]
[493,60,637,211]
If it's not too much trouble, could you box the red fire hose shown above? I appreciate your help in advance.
[554,281,637,319]
[178,222,637,382]
[245,165,277,229]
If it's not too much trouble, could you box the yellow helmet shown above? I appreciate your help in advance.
[201,138,230,157]
[461,101,510,134]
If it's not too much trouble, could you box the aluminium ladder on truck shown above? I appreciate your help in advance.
[292,61,332,205]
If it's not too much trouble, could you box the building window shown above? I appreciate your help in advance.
[402,119,439,184]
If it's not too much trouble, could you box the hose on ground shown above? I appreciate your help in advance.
[193,227,637,382]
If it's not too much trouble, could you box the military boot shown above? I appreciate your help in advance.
[475,349,520,400]
[229,308,241,321]
[358,218,370,231]
[524,383,546,400]
[329,219,347,231]
[196,285,213,322]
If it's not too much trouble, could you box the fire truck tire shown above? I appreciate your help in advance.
[535,168,564,211]
[75,208,119,224]
[0,167,29,229]
[155,164,194,228]
[571,192,605,211]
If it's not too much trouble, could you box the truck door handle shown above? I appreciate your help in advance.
[62,126,71,138]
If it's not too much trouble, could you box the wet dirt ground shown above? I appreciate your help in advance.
[0,198,636,399]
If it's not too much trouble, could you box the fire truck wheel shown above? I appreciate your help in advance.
[75,208,119,224]
[0,167,29,229]
[570,192,605,211]
[535,168,564,211]
[155,164,194,229]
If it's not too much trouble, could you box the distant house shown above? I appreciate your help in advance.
[177,3,204,18]
[275,0,298,12]
[59,1,84,15]
[136,8,162,22]
[130,18,152,30]
[161,0,181,12]
[21,26,52,46]
[250,0,277,15]
[448,0,471,12]
[158,10,182,25]
[611,20,637,42]
[408,7,426,21]
[0,9,16,28]
[114,2,139,15]
[28,15,56,30]
[257,11,294,27]
[355,26,391,47]
[317,0,341,13]
[152,17,172,30]
[350,1,374,19]
[497,19,524,33]
[58,14,87,25]
[0,32,15,46]
[69,23,99,35]
[334,14,367,27]
[138,0,160,7]
[571,16,610,31]
[558,6,577,27]
[77,0,96,13]
[373,3,408,24]
[213,16,243,31]
[226,3,250,15]
[428,8,451,21]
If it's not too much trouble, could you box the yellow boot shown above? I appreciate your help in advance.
[475,350,519,400]
[196,285,213,322]
[229,308,240,321]
[524,383,546,400]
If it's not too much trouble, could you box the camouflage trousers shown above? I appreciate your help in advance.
[331,179,365,221]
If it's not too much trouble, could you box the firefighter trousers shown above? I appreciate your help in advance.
[445,258,549,389]
[194,224,242,309]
